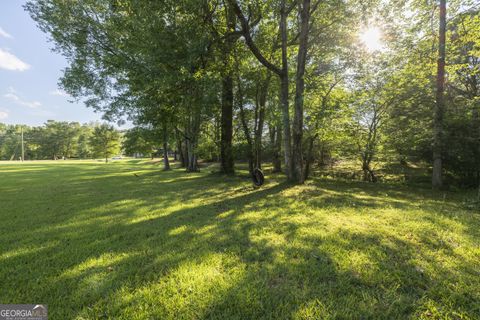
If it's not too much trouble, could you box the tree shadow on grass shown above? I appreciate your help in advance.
[0,165,479,319]
[0,172,293,318]
[201,233,433,319]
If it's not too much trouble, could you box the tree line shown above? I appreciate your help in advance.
[0,121,121,162]
[25,0,480,188]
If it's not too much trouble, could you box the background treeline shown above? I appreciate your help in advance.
[0,121,121,161]
[25,0,480,188]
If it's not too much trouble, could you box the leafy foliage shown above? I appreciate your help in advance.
[23,0,480,187]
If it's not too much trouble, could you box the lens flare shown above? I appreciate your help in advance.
[360,27,384,52]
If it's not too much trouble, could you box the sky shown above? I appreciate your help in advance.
[0,1,117,127]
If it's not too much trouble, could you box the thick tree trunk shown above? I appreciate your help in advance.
[279,0,292,180]
[432,0,446,189]
[292,0,311,184]
[185,136,197,172]
[220,3,236,174]
[186,142,198,172]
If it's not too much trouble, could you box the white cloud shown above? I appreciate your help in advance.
[4,88,41,108]
[0,27,12,39]
[49,89,69,97]
[0,111,8,119]
[0,48,30,71]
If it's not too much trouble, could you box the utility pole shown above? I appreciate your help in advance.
[21,126,25,162]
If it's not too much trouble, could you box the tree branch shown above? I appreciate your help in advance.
[227,0,283,75]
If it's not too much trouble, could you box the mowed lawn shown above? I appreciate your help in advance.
[0,160,479,319]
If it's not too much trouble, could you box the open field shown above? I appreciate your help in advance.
[0,160,479,319]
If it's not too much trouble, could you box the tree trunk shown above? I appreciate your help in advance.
[362,161,377,183]
[432,0,446,189]
[292,0,311,184]
[163,123,170,171]
[220,74,234,174]
[253,74,270,170]
[186,138,198,172]
[215,114,221,162]
[279,73,291,177]
[183,137,189,168]
[237,75,255,176]
[319,143,326,166]
[178,137,186,167]
[229,0,292,179]
[173,129,178,162]
[272,124,282,173]
[220,3,236,174]
[185,100,201,172]
[239,111,254,176]
[229,0,297,178]
[279,0,292,180]
[303,134,316,181]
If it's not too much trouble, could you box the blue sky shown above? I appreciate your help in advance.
[0,1,119,127]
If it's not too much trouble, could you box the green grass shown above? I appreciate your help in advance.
[0,160,479,319]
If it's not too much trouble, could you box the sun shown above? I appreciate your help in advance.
[359,27,384,52]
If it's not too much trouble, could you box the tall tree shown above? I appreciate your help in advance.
[89,124,121,163]
[219,2,237,174]
[228,0,316,181]
[123,127,157,159]
[432,0,447,189]
[291,0,311,183]
[228,0,293,179]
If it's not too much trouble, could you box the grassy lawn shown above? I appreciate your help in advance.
[0,160,479,319]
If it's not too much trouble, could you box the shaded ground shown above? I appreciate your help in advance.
[0,160,479,319]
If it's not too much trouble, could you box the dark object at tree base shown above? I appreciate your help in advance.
[252,168,265,186]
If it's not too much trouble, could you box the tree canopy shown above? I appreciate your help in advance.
[24,0,480,187]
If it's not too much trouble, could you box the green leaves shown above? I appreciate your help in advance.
[89,123,121,161]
